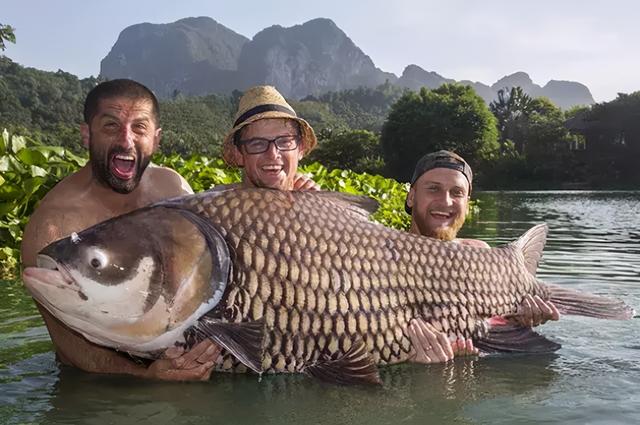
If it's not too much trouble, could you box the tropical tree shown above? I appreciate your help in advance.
[489,86,534,153]
[381,84,499,182]
[304,129,385,175]
[0,23,16,51]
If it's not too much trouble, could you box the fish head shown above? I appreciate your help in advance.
[23,206,230,353]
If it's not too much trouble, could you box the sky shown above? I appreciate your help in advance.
[3,0,638,102]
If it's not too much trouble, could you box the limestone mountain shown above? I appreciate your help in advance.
[100,16,249,98]
[100,17,595,109]
[235,18,396,98]
[397,65,453,91]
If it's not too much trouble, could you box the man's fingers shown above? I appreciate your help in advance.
[433,330,453,361]
[196,342,223,364]
[171,340,215,369]
[163,346,184,360]
[549,301,561,321]
[408,320,429,362]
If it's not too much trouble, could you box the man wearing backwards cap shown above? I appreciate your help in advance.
[405,151,560,363]
[222,85,318,191]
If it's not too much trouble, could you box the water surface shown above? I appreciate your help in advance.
[2,191,639,424]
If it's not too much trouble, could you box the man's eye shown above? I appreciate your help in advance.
[247,139,268,149]
[104,122,118,129]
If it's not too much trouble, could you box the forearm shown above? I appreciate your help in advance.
[37,304,148,377]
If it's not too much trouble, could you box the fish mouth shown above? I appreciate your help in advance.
[24,255,84,297]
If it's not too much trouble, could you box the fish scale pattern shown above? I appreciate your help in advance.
[182,189,541,373]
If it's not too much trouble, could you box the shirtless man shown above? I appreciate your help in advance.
[405,151,560,363]
[21,79,219,380]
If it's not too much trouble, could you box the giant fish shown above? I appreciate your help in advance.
[22,187,634,384]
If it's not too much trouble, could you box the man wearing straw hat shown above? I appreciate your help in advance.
[222,85,318,191]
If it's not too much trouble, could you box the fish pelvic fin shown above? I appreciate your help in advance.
[545,283,635,320]
[304,337,382,386]
[197,317,266,373]
[474,323,561,354]
[509,223,548,275]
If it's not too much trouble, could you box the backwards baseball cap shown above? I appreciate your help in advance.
[405,150,473,214]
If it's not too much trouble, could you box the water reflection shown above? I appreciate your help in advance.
[39,355,558,425]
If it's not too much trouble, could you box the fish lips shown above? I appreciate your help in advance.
[23,254,85,300]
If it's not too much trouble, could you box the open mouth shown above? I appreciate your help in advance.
[430,210,453,220]
[260,164,283,174]
[110,153,136,180]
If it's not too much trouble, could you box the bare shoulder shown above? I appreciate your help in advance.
[145,163,193,197]
[455,238,491,249]
[21,173,87,266]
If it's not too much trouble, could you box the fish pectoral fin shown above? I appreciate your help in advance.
[197,318,265,373]
[474,324,561,354]
[304,338,381,386]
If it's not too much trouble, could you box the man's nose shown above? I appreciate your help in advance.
[116,126,135,149]
[265,141,281,159]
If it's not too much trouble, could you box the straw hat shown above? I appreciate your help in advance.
[222,85,318,167]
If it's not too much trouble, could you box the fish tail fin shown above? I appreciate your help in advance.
[509,223,548,275]
[546,283,635,320]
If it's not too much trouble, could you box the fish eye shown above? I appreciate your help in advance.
[86,248,108,270]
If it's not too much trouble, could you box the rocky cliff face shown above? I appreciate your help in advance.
[100,17,595,108]
[235,18,396,98]
[100,17,249,97]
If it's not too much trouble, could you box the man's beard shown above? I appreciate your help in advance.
[415,211,466,241]
[89,142,151,194]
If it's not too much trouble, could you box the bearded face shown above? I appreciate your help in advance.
[89,139,152,194]
[84,97,159,194]
[406,168,470,241]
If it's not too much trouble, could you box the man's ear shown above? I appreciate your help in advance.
[154,127,162,152]
[297,148,305,160]
[80,123,90,149]
[406,187,415,209]
[233,146,245,167]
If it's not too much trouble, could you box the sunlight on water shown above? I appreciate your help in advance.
[1,191,639,424]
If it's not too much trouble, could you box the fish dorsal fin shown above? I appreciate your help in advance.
[313,191,379,220]
[509,223,548,275]
[304,337,381,385]
[197,317,266,373]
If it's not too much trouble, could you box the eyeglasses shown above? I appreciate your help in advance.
[238,135,300,154]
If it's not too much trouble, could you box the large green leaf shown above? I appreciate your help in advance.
[10,135,26,154]
[29,165,48,178]
[17,149,47,166]
[0,129,8,155]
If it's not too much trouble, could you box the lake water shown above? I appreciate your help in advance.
[1,191,639,425]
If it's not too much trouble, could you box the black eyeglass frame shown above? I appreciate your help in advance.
[237,135,300,154]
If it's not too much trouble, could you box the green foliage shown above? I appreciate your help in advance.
[301,162,410,230]
[159,94,235,157]
[0,23,16,51]
[304,129,385,175]
[381,83,499,182]
[0,130,87,278]
[310,82,407,131]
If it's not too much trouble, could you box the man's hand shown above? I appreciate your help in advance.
[144,340,221,381]
[504,294,560,328]
[407,319,478,364]
[293,173,320,191]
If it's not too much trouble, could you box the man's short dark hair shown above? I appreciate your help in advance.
[83,79,159,125]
